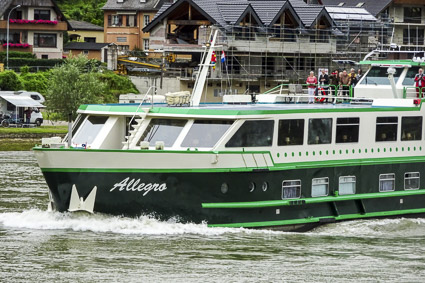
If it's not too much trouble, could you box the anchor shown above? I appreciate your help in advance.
[68,185,97,214]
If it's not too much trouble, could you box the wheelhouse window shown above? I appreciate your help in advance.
[282,180,301,199]
[181,120,233,148]
[336,117,359,143]
[360,67,402,85]
[401,116,422,141]
[339,176,356,195]
[376,117,398,142]
[379,173,395,192]
[311,177,329,197]
[34,9,51,20]
[402,67,421,86]
[308,118,332,144]
[405,172,420,190]
[139,119,186,147]
[34,33,57,48]
[278,119,304,146]
[72,116,108,145]
[226,120,274,147]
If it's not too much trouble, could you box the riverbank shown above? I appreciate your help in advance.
[0,126,67,151]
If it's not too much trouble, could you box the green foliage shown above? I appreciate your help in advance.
[20,65,30,74]
[56,0,107,26]
[0,51,35,62]
[20,71,51,94]
[46,55,107,120]
[0,70,23,91]
[98,72,139,97]
[7,58,63,67]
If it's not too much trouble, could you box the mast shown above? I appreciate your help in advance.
[190,30,218,107]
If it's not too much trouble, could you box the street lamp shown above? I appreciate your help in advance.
[6,4,21,70]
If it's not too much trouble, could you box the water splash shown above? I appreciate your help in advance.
[0,209,282,236]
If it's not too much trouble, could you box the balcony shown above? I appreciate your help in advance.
[0,44,33,53]
[0,20,67,31]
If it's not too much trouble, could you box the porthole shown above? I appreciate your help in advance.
[262,182,268,192]
[249,182,256,192]
[221,183,228,194]
[277,153,280,158]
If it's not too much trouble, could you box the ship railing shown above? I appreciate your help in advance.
[263,84,354,103]
[125,86,156,148]
[403,86,425,99]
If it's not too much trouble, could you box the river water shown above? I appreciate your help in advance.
[1,151,425,282]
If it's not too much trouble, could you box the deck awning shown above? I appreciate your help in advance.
[0,95,45,108]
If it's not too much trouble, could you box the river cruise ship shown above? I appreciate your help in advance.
[34,42,425,230]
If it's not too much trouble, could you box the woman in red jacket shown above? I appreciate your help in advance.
[415,68,425,97]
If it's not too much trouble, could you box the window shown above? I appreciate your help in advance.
[84,37,96,43]
[41,54,48,59]
[336,117,359,143]
[402,67,421,86]
[278,119,304,146]
[144,15,150,27]
[312,177,328,197]
[339,176,356,195]
[360,67,402,85]
[376,117,397,142]
[403,28,424,45]
[401,116,422,141]
[34,9,50,20]
[379,173,395,192]
[83,50,89,55]
[126,15,137,27]
[404,7,422,24]
[226,120,274,147]
[139,119,186,147]
[282,180,301,199]
[143,39,149,50]
[308,118,332,144]
[117,37,127,42]
[405,172,420,190]
[34,34,57,48]
[181,120,233,148]
[109,15,122,26]
[72,116,108,145]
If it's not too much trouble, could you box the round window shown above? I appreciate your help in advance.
[221,183,228,194]
[249,182,256,192]
[262,182,268,192]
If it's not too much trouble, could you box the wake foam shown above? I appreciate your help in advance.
[0,209,280,236]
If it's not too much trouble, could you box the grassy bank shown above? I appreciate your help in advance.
[0,126,67,151]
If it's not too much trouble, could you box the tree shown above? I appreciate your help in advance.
[46,55,106,120]
[0,70,23,91]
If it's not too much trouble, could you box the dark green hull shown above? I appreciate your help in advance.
[42,160,425,231]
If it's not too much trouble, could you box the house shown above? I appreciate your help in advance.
[321,0,425,55]
[63,42,109,61]
[102,0,168,52]
[68,20,104,43]
[0,0,69,59]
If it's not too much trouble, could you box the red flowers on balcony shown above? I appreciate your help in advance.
[2,43,31,48]
[9,19,58,25]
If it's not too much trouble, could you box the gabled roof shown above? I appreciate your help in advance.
[144,0,320,32]
[290,0,333,27]
[102,0,164,11]
[64,42,109,51]
[321,0,392,17]
[69,20,104,31]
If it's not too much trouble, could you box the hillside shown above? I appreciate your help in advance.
[56,0,107,26]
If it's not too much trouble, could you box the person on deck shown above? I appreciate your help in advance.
[348,68,357,97]
[329,70,339,103]
[318,69,330,103]
[306,71,317,104]
[415,68,425,98]
[339,70,350,100]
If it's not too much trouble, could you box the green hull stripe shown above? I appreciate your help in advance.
[202,189,425,209]
[208,208,425,228]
